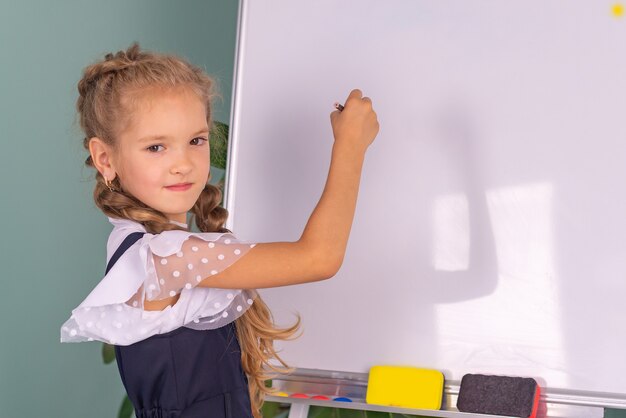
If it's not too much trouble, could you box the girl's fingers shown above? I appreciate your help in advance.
[348,89,362,99]
[346,90,374,111]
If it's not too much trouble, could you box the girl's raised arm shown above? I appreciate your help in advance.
[205,89,378,289]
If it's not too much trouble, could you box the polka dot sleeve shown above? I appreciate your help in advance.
[60,230,260,346]
[141,233,256,302]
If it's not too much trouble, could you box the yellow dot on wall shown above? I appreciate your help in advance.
[612,3,625,17]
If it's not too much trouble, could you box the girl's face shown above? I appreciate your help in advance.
[111,86,210,224]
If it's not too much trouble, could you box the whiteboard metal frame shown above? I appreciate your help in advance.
[224,0,249,232]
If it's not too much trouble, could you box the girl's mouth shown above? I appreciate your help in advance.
[165,183,192,191]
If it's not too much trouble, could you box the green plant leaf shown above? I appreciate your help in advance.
[365,412,392,418]
[261,400,279,417]
[102,343,115,364]
[117,395,133,418]
[261,399,293,417]
[210,121,229,170]
[338,408,367,418]
[308,406,337,418]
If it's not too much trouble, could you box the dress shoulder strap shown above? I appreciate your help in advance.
[105,231,145,274]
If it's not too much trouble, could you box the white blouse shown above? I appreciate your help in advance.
[60,217,258,346]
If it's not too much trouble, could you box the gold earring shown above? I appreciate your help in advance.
[104,176,115,192]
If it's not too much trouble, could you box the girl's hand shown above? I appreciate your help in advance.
[330,89,380,152]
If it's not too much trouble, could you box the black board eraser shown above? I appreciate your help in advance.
[457,374,540,418]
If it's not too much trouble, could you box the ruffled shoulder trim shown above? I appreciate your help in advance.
[60,220,259,345]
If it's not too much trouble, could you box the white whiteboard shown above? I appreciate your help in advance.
[225,0,626,395]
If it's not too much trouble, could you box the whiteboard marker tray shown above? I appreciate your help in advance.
[266,395,516,418]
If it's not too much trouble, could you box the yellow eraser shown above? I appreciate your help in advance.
[366,365,444,410]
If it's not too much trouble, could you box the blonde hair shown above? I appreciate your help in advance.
[76,42,301,417]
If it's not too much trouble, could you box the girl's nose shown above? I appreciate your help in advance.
[170,151,193,175]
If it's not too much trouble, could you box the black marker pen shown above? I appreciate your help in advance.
[334,102,344,112]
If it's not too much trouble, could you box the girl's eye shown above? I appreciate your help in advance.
[147,144,164,153]
[146,138,207,152]
[191,137,208,146]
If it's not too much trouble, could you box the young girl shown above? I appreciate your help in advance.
[60,43,379,418]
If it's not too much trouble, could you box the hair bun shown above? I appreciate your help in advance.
[78,42,145,99]
[125,42,142,60]
[103,42,142,63]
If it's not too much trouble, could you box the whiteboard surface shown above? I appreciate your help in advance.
[226,0,626,394]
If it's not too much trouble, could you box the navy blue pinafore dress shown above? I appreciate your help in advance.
[109,232,254,418]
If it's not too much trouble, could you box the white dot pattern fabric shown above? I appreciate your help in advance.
[60,217,258,346]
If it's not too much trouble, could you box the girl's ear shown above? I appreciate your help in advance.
[88,137,117,180]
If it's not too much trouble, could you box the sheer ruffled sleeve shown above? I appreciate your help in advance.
[142,231,256,302]
[60,229,259,346]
